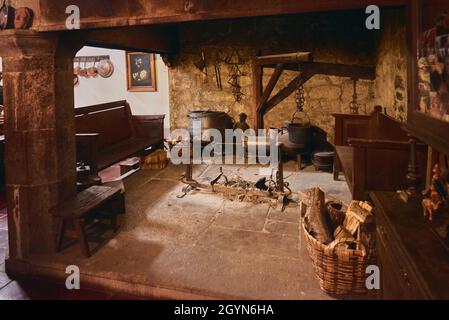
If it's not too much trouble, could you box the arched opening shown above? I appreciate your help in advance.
[73,44,170,183]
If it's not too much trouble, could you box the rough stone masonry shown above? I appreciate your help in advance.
[168,8,407,142]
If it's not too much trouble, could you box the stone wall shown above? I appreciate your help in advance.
[374,8,408,122]
[169,10,381,142]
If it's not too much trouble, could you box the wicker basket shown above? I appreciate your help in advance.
[302,221,375,296]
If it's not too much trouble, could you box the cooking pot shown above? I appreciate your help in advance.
[188,110,234,142]
[286,111,312,147]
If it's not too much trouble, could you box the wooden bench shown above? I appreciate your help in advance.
[75,100,165,175]
[51,186,124,257]
[333,107,428,200]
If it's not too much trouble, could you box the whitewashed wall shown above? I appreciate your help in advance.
[74,46,170,132]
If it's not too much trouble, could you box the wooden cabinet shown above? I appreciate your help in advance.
[371,191,449,299]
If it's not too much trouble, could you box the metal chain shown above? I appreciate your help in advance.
[295,63,305,112]
[295,83,305,112]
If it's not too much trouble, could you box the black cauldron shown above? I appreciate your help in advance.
[188,110,234,142]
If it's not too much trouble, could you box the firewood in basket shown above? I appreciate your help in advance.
[344,201,374,235]
[304,188,333,244]
[333,225,355,242]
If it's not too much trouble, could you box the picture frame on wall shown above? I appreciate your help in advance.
[126,52,157,92]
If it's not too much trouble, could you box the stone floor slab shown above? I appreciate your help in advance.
[212,201,269,231]
[196,226,299,259]
[264,220,299,237]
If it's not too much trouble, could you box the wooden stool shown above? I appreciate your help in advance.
[51,185,124,257]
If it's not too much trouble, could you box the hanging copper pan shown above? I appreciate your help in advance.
[79,61,89,78]
[0,1,15,30]
[97,59,114,78]
[87,60,99,78]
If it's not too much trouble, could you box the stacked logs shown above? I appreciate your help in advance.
[302,188,374,249]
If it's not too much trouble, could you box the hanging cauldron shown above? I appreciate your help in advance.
[287,111,312,147]
[188,110,234,142]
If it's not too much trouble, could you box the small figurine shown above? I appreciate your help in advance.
[422,164,446,221]
[233,113,250,131]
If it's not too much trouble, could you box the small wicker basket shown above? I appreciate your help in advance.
[302,221,375,296]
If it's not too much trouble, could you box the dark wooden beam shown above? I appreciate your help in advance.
[257,64,284,112]
[264,62,375,80]
[252,60,263,129]
[80,25,180,54]
[33,0,406,32]
[262,71,314,115]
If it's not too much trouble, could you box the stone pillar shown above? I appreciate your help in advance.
[0,30,79,259]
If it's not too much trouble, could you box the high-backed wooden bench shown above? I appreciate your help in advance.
[333,107,428,200]
[75,100,165,175]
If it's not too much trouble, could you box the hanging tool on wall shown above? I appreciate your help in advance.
[194,51,208,83]
[214,61,223,90]
[225,48,247,102]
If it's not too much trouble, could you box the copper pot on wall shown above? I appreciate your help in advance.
[188,110,234,142]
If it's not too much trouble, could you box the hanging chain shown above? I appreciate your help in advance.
[295,83,305,112]
[294,63,305,112]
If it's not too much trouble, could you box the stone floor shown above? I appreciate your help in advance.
[2,161,352,300]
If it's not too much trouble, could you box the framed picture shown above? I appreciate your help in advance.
[126,52,157,92]
[408,0,449,155]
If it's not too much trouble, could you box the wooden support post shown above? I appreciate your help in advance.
[399,135,422,202]
[277,145,285,193]
[252,60,263,129]
[257,64,284,112]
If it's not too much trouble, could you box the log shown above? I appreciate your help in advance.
[344,201,374,235]
[304,188,333,244]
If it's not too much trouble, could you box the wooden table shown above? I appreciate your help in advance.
[51,185,124,257]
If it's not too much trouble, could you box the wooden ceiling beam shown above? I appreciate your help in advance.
[264,62,376,80]
[30,0,406,32]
